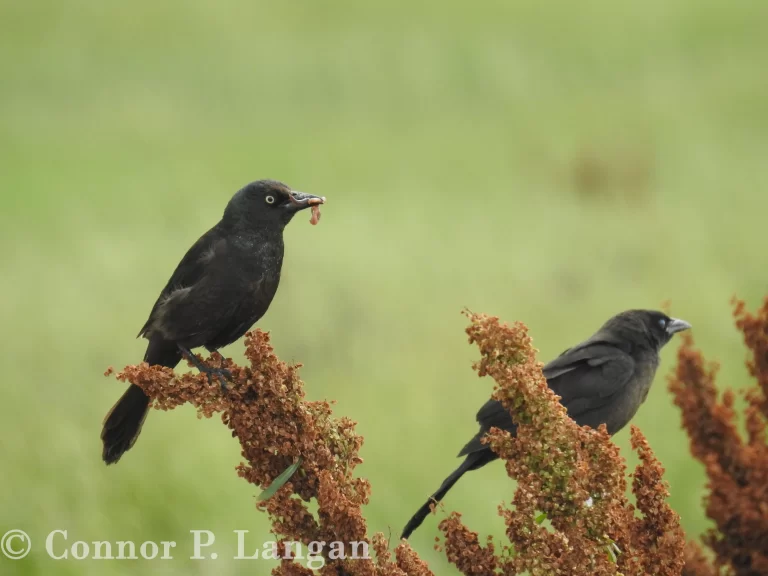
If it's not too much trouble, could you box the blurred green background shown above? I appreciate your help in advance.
[2,1,767,574]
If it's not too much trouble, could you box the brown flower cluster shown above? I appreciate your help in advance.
[669,298,768,575]
[435,312,686,576]
[114,330,433,576]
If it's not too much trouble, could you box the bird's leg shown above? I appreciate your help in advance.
[177,345,231,390]
[208,349,232,390]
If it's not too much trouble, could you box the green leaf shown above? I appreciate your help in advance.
[257,458,302,501]
[534,513,547,525]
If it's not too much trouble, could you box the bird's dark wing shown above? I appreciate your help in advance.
[137,225,226,339]
[543,342,635,416]
[458,341,635,457]
[148,242,279,349]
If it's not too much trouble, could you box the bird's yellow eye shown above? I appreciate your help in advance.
[265,195,275,205]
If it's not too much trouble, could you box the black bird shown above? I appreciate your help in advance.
[101,180,325,465]
[401,309,690,539]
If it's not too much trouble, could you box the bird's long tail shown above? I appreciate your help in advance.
[401,451,490,540]
[101,338,181,465]
[101,384,150,465]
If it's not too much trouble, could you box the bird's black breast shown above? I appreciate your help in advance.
[597,350,658,434]
[198,236,284,350]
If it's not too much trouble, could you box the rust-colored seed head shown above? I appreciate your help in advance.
[669,297,768,575]
[113,330,433,576]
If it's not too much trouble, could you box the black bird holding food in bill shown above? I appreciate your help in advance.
[101,180,326,465]
[401,309,691,540]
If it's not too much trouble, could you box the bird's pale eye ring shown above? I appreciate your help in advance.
[265,195,275,205]
[658,318,667,328]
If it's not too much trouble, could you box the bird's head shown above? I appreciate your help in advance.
[223,180,325,230]
[602,309,691,350]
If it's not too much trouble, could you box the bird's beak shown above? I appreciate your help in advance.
[286,191,326,211]
[666,317,692,334]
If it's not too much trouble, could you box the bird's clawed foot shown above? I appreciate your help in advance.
[205,366,232,391]
[178,345,232,391]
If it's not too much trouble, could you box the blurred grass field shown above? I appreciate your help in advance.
[2,1,768,574]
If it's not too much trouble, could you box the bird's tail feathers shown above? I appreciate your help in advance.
[101,337,182,465]
[101,384,150,465]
